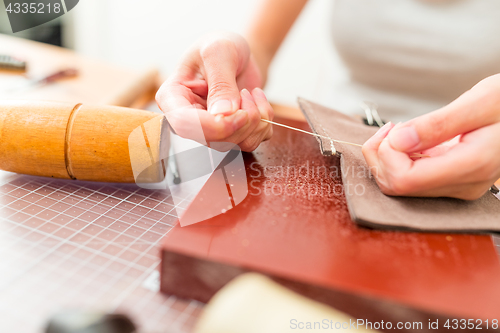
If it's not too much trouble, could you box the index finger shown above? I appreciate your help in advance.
[361,122,394,176]
[156,81,247,143]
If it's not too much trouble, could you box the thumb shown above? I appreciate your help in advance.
[201,39,246,116]
[388,82,499,152]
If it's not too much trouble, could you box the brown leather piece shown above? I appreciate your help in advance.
[298,98,500,233]
[161,116,500,321]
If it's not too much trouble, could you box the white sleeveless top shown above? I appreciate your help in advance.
[325,0,500,121]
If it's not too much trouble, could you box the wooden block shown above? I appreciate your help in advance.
[160,117,500,321]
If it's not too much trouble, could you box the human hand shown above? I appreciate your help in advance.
[362,74,500,200]
[156,32,273,151]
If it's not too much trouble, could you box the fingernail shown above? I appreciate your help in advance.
[389,125,420,151]
[209,100,233,115]
[214,114,223,123]
[240,88,254,102]
[252,87,267,100]
[373,121,393,138]
[231,100,240,112]
[233,110,248,131]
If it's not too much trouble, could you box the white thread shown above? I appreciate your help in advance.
[261,119,429,159]
[260,119,361,148]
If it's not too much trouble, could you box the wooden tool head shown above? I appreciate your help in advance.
[128,113,171,187]
[0,100,166,183]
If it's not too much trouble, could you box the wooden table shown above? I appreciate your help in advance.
[0,34,200,333]
[0,34,158,107]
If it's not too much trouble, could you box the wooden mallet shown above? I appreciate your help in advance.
[0,100,169,183]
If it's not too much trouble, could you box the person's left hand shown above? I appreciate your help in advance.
[362,74,500,200]
[155,32,273,152]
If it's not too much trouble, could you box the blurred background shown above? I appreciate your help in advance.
[0,0,347,107]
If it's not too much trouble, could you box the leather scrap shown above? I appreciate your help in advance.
[298,98,500,233]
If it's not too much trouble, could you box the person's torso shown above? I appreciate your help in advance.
[329,0,500,120]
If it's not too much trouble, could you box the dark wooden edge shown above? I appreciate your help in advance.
[160,250,495,333]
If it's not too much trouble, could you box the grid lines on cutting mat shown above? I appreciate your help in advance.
[0,175,202,333]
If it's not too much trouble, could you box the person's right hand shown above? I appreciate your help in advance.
[362,74,500,200]
[156,32,274,152]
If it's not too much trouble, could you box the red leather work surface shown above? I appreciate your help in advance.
[161,117,500,320]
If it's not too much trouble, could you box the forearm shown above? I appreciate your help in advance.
[247,44,273,87]
[247,0,309,86]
